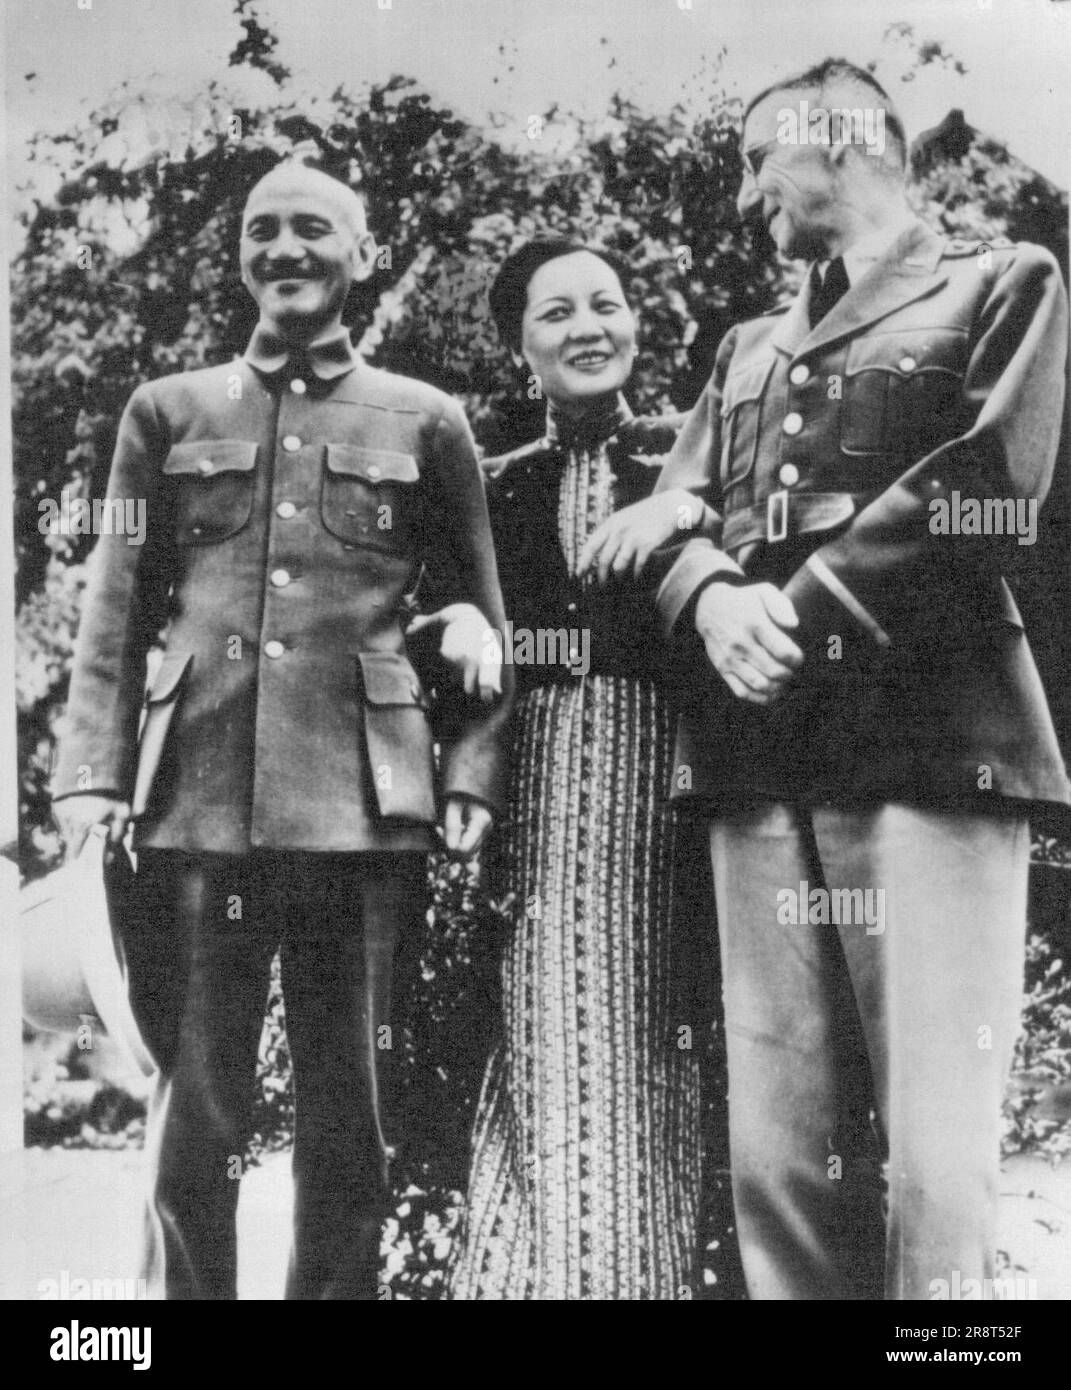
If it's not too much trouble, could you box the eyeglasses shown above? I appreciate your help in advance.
[741,138,781,180]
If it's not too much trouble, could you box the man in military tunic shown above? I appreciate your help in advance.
[586,60,1069,1299]
[51,161,511,1299]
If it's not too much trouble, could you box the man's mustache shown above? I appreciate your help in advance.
[254,260,325,282]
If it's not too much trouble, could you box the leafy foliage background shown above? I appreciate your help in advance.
[13,8,1071,1298]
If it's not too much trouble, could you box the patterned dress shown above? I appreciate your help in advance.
[448,400,704,1300]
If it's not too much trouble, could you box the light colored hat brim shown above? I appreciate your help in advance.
[21,835,156,1078]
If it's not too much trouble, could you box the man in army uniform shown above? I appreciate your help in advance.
[51,160,511,1299]
[586,60,1069,1299]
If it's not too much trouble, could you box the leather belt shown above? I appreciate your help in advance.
[722,491,865,552]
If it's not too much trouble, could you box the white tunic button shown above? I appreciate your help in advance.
[197,458,214,475]
[264,640,285,659]
[276,501,297,519]
[898,355,917,372]
[366,464,382,481]
[270,569,291,588]
[282,434,302,452]
[289,378,307,394]
[789,364,810,386]
[782,412,803,436]
[778,463,800,486]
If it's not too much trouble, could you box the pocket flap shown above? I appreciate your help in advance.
[163,441,258,476]
[357,651,426,707]
[327,445,419,485]
[146,651,193,705]
[720,358,776,416]
[845,330,967,378]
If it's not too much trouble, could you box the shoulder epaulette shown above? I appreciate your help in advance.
[943,235,1015,258]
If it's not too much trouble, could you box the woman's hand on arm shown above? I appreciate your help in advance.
[577,489,708,584]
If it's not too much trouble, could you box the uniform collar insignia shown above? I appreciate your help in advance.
[244,324,361,381]
[773,220,947,360]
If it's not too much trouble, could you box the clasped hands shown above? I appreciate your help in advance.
[578,489,804,705]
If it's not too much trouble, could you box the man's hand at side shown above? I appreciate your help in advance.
[439,795,494,859]
[696,582,804,705]
[53,795,131,862]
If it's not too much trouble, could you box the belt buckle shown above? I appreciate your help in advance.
[766,489,789,543]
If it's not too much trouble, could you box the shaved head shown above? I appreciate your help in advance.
[243,162,368,237]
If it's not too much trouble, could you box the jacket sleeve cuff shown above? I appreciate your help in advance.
[439,789,500,819]
[440,741,508,820]
[655,540,747,639]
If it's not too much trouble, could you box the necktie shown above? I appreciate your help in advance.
[808,256,849,329]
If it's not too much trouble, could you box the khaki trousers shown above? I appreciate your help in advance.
[709,801,1028,1300]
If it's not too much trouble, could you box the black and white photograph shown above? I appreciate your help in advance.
[3,0,1071,1341]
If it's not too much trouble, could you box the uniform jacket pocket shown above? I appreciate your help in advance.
[322,445,420,553]
[131,651,193,818]
[358,651,437,823]
[163,440,257,544]
[841,331,966,458]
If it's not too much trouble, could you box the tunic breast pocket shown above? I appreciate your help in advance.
[841,331,966,458]
[720,358,775,499]
[321,445,420,554]
[163,441,258,544]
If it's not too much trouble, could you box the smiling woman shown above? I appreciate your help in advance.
[502,244,637,408]
[445,237,709,1301]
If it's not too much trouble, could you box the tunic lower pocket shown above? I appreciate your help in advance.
[358,651,438,823]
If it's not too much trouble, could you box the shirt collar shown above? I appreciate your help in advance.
[544,394,634,452]
[818,211,920,286]
[244,323,361,381]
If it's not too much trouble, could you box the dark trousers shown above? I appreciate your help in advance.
[708,801,1028,1300]
[124,849,426,1300]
